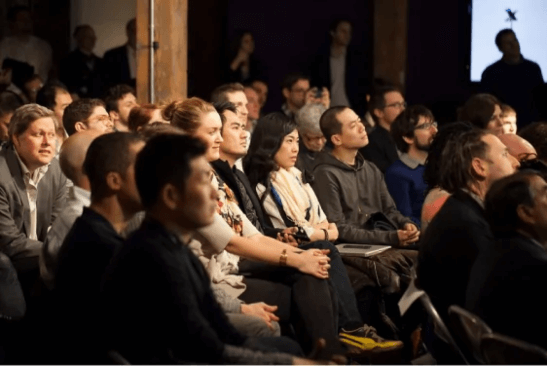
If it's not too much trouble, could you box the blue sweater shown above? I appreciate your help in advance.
[385,158,426,226]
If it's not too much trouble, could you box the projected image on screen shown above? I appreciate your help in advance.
[470,0,547,82]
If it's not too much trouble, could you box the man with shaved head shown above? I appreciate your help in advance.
[498,133,537,162]
[39,129,103,288]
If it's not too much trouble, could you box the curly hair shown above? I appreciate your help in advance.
[390,105,434,153]
[243,112,298,191]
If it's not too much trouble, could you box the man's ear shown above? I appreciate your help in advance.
[105,171,123,191]
[373,108,383,121]
[517,204,536,226]
[331,133,342,147]
[74,121,87,132]
[161,183,181,211]
[471,157,487,179]
[282,88,290,101]
[402,135,415,146]
[109,110,119,122]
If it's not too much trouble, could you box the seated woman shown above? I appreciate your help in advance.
[457,93,504,136]
[127,103,169,132]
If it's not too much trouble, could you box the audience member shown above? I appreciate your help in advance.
[243,85,260,132]
[211,82,249,127]
[466,171,547,349]
[481,29,544,127]
[54,132,145,363]
[0,104,67,272]
[137,121,185,141]
[0,6,52,82]
[501,103,517,134]
[251,79,268,110]
[104,84,138,131]
[385,105,437,226]
[295,103,327,173]
[62,98,114,136]
[420,122,474,232]
[39,129,102,289]
[360,85,405,173]
[227,31,261,84]
[312,19,368,116]
[127,103,168,132]
[59,25,103,98]
[498,133,537,162]
[35,81,73,149]
[1,58,36,104]
[417,128,519,320]
[313,106,418,246]
[281,72,327,119]
[457,93,504,136]
[101,134,314,364]
[518,122,547,164]
[0,91,23,142]
[102,18,137,89]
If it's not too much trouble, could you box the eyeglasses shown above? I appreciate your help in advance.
[384,101,407,110]
[414,121,438,130]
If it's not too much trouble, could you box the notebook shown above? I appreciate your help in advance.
[335,243,391,257]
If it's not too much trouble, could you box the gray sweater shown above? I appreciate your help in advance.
[312,151,413,244]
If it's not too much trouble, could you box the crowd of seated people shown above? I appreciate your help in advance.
[1,5,547,365]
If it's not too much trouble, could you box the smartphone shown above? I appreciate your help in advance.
[315,88,323,99]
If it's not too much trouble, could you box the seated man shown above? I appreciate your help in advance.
[35,81,73,148]
[498,133,537,162]
[295,103,327,174]
[385,105,437,226]
[101,134,309,364]
[359,85,405,173]
[313,106,419,246]
[0,90,23,143]
[0,104,67,272]
[54,132,145,362]
[466,171,547,349]
[104,84,138,132]
[417,128,519,318]
[62,98,114,136]
[39,130,102,288]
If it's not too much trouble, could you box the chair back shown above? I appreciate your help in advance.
[448,305,492,364]
[419,292,469,364]
[481,333,547,364]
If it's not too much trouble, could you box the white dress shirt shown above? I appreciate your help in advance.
[126,44,136,79]
[330,50,351,107]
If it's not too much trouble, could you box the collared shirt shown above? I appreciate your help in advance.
[330,49,351,107]
[0,35,53,82]
[281,103,295,119]
[40,185,90,289]
[399,153,425,169]
[462,188,485,209]
[14,149,49,240]
[126,44,136,79]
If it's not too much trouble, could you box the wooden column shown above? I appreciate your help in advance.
[373,0,408,91]
[136,0,188,103]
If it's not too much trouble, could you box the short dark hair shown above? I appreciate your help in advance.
[213,101,238,131]
[63,98,106,136]
[457,93,501,130]
[437,128,488,193]
[73,24,93,38]
[424,121,475,192]
[135,134,207,210]
[281,72,310,91]
[36,80,69,110]
[519,122,547,162]
[138,122,185,142]
[0,91,24,118]
[495,29,515,49]
[104,84,135,113]
[485,170,538,237]
[319,106,347,149]
[210,83,245,104]
[368,85,401,123]
[390,105,434,153]
[329,18,352,34]
[7,6,30,22]
[84,132,144,200]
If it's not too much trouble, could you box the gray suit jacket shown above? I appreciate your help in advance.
[0,144,67,268]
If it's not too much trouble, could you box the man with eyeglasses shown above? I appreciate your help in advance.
[385,105,437,227]
[360,85,406,173]
[280,72,328,119]
[62,98,115,136]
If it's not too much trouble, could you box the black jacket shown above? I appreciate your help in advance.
[59,49,104,98]
[102,45,135,90]
[359,125,399,173]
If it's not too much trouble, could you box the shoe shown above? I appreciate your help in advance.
[339,325,403,352]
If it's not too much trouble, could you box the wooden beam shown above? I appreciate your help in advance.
[136,0,188,103]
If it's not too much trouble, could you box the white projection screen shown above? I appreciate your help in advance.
[470,0,547,82]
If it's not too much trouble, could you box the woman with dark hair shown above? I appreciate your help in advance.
[457,93,504,136]
[227,30,260,83]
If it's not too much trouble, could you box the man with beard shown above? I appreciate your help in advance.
[385,105,438,226]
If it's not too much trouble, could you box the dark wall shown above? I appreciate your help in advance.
[222,0,374,112]
[406,0,480,123]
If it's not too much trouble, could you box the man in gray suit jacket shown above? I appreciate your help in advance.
[0,103,67,272]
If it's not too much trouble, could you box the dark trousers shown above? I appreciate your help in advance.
[239,260,343,358]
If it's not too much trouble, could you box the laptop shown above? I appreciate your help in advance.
[335,243,391,257]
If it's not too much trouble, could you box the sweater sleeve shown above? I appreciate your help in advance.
[384,168,419,225]
[313,168,399,244]
[376,168,415,228]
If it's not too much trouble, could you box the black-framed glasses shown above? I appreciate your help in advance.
[384,101,407,109]
[414,121,438,130]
